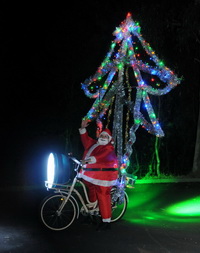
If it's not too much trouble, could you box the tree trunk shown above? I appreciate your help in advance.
[192,97,200,176]
[192,0,200,175]
[155,137,161,177]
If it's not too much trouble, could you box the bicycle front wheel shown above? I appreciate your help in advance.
[40,194,76,231]
[111,192,128,222]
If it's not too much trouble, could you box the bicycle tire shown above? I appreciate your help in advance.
[111,191,128,222]
[40,194,76,231]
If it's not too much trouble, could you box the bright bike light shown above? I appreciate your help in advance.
[46,152,73,188]
[47,153,55,188]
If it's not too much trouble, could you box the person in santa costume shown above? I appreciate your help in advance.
[79,119,118,230]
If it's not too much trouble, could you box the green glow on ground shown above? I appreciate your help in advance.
[165,196,200,216]
[126,184,165,209]
[124,184,200,228]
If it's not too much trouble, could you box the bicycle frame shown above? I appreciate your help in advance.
[44,154,135,221]
[40,153,137,231]
[45,161,98,219]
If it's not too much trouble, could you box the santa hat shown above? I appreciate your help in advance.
[100,128,114,144]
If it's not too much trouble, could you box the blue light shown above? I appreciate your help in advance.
[151,70,157,75]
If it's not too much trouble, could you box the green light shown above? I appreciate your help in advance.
[128,50,133,56]
[118,63,123,69]
[121,169,126,174]
[134,119,141,124]
[123,184,200,228]
[115,27,121,34]
[126,184,165,209]
[166,197,200,216]
[150,113,156,119]
[111,42,116,48]
[145,216,156,220]
[159,61,164,67]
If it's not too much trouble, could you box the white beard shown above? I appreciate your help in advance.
[98,138,109,145]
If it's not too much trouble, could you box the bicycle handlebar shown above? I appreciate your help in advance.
[69,156,82,165]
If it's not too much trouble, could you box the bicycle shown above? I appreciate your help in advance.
[40,153,135,231]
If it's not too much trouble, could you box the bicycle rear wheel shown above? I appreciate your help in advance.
[111,191,128,222]
[40,194,76,231]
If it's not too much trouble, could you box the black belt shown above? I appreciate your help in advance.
[83,168,118,171]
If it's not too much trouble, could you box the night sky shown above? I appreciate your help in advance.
[2,0,200,187]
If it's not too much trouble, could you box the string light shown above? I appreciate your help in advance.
[81,13,181,172]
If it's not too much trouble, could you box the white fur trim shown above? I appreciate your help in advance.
[79,128,86,134]
[87,156,96,164]
[85,143,99,159]
[79,174,118,187]
[100,131,112,142]
[97,138,109,145]
[102,218,111,222]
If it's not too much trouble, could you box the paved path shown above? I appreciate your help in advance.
[1,182,200,253]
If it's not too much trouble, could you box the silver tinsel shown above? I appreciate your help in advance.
[81,13,181,171]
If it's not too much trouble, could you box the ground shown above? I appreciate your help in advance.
[1,182,200,252]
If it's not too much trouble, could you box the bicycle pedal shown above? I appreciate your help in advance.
[89,208,99,215]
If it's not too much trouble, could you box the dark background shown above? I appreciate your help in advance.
[1,0,200,188]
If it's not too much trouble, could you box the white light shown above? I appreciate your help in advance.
[47,153,55,188]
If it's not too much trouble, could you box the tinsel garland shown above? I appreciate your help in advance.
[81,13,181,172]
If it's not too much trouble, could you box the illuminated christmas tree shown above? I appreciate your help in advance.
[81,13,181,174]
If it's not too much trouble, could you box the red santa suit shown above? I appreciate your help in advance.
[78,128,118,222]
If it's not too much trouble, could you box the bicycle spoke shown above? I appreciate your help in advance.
[40,195,76,230]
